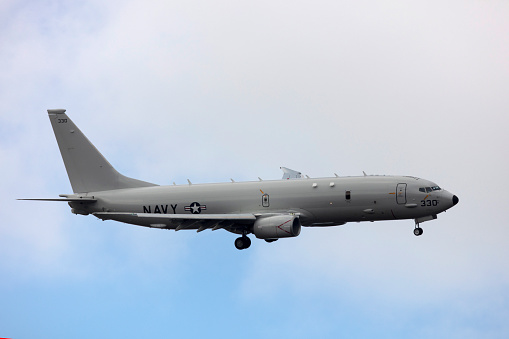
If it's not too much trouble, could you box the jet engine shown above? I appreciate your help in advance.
[253,214,301,239]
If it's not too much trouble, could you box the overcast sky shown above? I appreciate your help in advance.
[1,0,508,338]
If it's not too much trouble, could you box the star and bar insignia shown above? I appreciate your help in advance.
[184,202,207,214]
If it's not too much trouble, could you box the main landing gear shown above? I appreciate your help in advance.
[414,222,423,236]
[234,235,251,250]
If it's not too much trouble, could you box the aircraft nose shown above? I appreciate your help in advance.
[452,195,459,206]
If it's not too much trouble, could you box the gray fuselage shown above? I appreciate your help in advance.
[72,175,457,228]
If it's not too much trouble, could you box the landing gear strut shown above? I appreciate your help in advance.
[234,235,251,250]
[414,221,423,236]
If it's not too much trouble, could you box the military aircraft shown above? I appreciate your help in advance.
[21,109,459,250]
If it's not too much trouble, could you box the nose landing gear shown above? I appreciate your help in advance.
[414,227,423,236]
[414,221,423,236]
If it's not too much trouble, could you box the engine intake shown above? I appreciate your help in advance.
[253,214,301,239]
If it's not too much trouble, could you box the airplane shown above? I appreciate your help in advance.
[20,109,459,250]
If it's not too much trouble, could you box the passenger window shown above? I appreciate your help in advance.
[419,188,425,193]
[345,191,351,200]
[426,187,432,193]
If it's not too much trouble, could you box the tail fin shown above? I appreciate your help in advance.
[48,109,157,193]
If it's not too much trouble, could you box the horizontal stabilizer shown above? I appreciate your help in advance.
[18,198,97,202]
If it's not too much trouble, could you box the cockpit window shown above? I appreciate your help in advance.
[420,186,441,193]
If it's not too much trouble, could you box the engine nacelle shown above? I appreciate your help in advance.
[253,214,301,239]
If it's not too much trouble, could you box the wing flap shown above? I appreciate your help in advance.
[93,212,256,231]
[107,213,257,221]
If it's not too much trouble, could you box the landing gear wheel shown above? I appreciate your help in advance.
[413,227,423,236]
[234,236,251,250]
[234,237,244,250]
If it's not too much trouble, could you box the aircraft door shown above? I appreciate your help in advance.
[396,183,407,204]
[262,193,270,207]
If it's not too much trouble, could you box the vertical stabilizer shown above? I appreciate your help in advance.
[48,109,157,193]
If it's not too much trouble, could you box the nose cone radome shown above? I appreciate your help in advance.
[452,195,459,206]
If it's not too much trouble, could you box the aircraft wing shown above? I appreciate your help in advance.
[93,212,257,232]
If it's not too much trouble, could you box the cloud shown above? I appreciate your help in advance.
[1,0,509,337]
[238,214,509,337]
